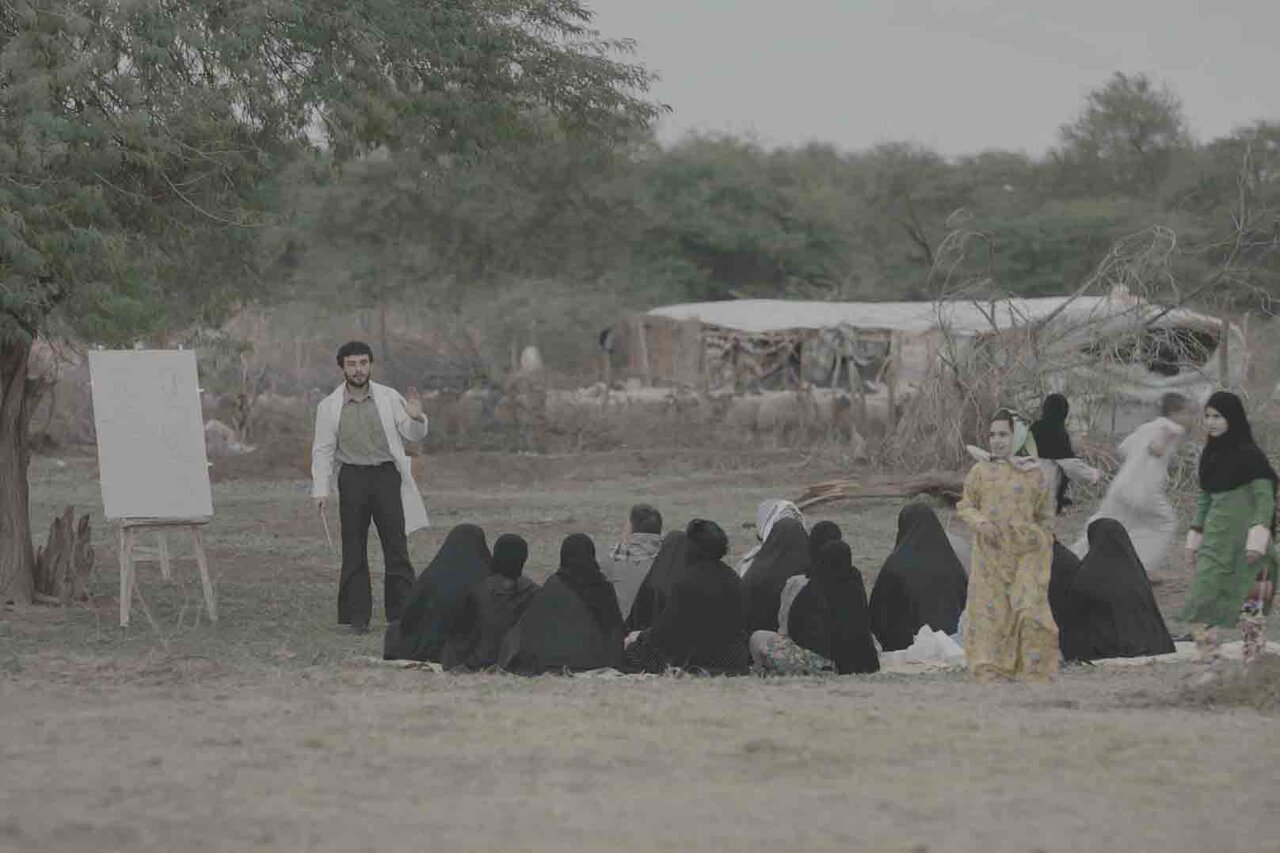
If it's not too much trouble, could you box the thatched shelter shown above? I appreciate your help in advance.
[615,289,1243,435]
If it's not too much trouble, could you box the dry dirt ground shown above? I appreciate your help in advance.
[3,448,1278,853]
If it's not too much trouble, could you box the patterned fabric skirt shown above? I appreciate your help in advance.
[749,630,834,675]
[623,630,752,676]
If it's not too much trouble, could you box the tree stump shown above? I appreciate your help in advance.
[32,505,94,605]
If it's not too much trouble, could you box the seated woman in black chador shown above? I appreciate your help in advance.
[626,529,690,632]
[869,503,967,652]
[623,519,752,676]
[1047,538,1082,633]
[742,516,811,632]
[499,534,625,675]
[751,540,880,675]
[441,534,540,671]
[384,523,490,662]
[1058,518,1175,662]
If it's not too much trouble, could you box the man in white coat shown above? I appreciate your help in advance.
[312,341,429,632]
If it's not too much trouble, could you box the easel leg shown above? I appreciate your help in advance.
[158,531,171,581]
[118,527,134,628]
[192,526,217,623]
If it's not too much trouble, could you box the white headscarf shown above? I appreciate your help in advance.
[735,499,805,576]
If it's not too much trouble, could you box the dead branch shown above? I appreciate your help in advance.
[796,470,968,510]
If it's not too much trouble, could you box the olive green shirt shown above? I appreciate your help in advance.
[334,385,394,466]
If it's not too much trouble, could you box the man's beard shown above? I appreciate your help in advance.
[346,374,369,387]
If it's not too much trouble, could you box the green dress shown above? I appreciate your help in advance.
[1180,478,1278,627]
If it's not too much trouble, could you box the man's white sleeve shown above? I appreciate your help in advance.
[311,401,337,497]
[394,392,429,442]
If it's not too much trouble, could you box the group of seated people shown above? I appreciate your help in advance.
[383,498,1176,675]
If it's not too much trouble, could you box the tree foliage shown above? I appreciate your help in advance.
[1053,71,1191,197]
[289,70,1279,323]
[1,0,660,348]
[0,0,660,601]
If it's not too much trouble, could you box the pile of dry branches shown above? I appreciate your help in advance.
[878,225,1191,475]
[795,471,968,510]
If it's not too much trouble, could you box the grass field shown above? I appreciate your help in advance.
[3,446,1276,853]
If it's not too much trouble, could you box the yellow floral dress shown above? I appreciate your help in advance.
[956,459,1058,681]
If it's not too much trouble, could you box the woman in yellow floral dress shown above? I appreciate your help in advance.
[957,410,1058,681]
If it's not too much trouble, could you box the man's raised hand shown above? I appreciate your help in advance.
[404,386,424,420]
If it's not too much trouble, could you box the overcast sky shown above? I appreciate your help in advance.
[585,0,1279,157]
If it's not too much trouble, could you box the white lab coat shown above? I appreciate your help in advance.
[311,381,430,533]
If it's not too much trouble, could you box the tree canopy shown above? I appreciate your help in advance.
[0,0,661,601]
[1,0,661,349]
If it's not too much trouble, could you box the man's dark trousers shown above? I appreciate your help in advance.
[337,462,414,627]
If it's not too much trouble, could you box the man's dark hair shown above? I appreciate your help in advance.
[1160,392,1190,417]
[629,503,663,535]
[336,341,374,367]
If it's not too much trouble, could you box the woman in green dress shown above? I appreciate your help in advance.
[1182,391,1277,678]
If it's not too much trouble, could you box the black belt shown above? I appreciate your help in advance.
[341,461,396,469]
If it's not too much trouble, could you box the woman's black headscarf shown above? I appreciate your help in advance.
[490,534,529,579]
[808,521,844,567]
[1199,391,1278,497]
[644,519,750,674]
[686,518,730,562]
[869,503,967,652]
[742,517,811,631]
[789,541,879,674]
[1059,518,1174,661]
[386,523,491,661]
[555,534,624,633]
[1032,394,1076,513]
[1031,394,1074,460]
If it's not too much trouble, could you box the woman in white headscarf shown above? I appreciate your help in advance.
[735,499,805,577]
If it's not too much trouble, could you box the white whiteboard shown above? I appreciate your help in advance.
[89,350,213,520]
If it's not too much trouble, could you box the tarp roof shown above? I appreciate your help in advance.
[647,295,1224,336]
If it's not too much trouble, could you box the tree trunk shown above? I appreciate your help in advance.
[0,337,36,606]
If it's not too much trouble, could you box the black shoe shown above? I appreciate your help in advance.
[349,623,370,635]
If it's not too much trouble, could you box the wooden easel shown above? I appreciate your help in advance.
[116,517,216,627]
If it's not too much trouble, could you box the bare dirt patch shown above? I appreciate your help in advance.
[2,664,1275,853]
[1171,653,1280,712]
[9,447,1276,852]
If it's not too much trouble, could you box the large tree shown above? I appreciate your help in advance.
[0,0,659,603]
[1053,71,1190,197]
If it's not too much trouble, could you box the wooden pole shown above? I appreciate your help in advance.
[885,334,898,430]
[636,320,652,386]
[701,326,711,389]
[157,531,171,581]
[118,526,134,627]
[192,526,217,623]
